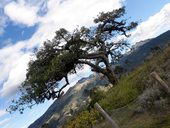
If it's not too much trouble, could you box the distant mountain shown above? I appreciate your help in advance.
[28,30,170,128]
[119,30,170,71]
[28,74,108,128]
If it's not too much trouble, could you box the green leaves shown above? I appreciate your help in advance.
[8,7,137,113]
[94,7,125,23]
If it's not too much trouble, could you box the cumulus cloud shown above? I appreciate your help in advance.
[0,0,124,98]
[0,53,30,97]
[0,42,26,82]
[26,0,124,48]
[0,41,32,97]
[130,3,170,43]
[4,0,39,26]
[41,0,123,30]
[1,0,170,99]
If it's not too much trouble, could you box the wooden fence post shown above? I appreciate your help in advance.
[150,71,170,96]
[94,102,119,128]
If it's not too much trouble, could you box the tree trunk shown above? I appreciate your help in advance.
[105,66,117,85]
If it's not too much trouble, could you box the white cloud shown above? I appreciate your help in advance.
[4,0,39,26]
[0,109,7,118]
[0,0,124,98]
[130,3,170,43]
[42,0,123,30]
[26,0,124,48]
[0,1,13,36]
[0,42,31,97]
[0,53,30,97]
[1,0,170,99]
[0,42,26,82]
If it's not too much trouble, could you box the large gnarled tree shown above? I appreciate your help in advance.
[7,7,137,113]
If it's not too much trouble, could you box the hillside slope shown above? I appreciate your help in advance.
[28,74,109,128]
[95,43,170,128]
[63,32,170,128]
[63,39,170,128]
[29,30,170,128]
[120,30,170,71]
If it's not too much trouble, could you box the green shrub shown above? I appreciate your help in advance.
[62,109,100,128]
[88,89,106,109]
[137,86,169,112]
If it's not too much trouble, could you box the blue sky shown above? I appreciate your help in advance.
[0,0,170,128]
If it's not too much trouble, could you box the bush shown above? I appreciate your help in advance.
[62,109,101,128]
[138,87,168,112]
[41,123,49,128]
[88,89,106,109]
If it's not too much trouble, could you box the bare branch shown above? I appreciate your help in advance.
[77,60,107,74]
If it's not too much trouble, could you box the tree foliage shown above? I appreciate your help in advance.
[7,7,137,113]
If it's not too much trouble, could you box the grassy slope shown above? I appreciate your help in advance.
[63,43,170,128]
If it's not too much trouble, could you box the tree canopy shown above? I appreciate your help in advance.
[7,7,137,113]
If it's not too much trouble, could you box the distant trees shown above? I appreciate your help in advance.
[7,7,137,113]
[114,65,125,79]
[114,65,125,75]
